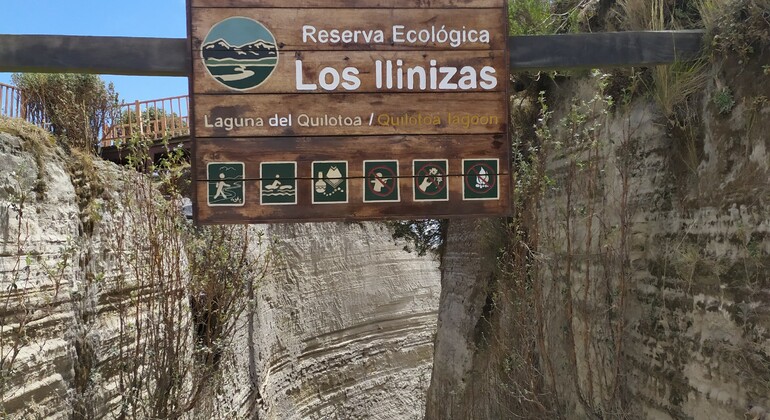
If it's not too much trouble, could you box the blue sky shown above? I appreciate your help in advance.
[0,0,189,102]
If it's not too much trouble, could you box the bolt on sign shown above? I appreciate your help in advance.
[189,0,511,224]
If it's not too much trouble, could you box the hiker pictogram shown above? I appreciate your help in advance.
[207,162,245,206]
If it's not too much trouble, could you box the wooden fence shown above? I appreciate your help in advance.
[0,81,48,128]
[101,95,190,146]
[1,81,190,146]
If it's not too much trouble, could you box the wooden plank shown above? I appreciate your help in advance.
[193,50,506,94]
[194,136,511,224]
[192,0,504,8]
[194,92,507,137]
[0,35,188,76]
[188,0,199,228]
[0,31,705,76]
[509,30,705,70]
[192,8,506,51]
[190,2,510,224]
[194,135,509,177]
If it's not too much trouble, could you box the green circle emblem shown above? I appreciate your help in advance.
[201,17,279,91]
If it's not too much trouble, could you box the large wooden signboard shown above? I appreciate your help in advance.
[189,0,510,224]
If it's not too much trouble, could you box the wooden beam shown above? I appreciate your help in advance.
[0,31,705,77]
[0,35,188,76]
[509,30,705,71]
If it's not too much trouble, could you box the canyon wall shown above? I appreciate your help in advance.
[0,121,441,418]
[428,54,770,419]
[237,222,440,419]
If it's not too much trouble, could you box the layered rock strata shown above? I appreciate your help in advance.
[237,222,441,419]
[428,58,770,419]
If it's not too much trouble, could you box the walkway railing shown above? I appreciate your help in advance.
[1,82,190,146]
[0,82,23,119]
[102,95,190,146]
[0,82,49,128]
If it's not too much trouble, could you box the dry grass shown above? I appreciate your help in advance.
[0,116,54,150]
[611,0,709,117]
[0,117,56,198]
[650,61,709,117]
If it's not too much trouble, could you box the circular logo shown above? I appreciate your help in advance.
[201,17,279,91]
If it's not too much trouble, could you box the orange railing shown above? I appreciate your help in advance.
[102,95,190,146]
[1,82,190,146]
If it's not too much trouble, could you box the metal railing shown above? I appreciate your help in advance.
[0,82,48,128]
[0,82,23,119]
[1,82,190,146]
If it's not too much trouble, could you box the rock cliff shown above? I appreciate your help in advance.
[427,53,770,419]
[0,127,81,418]
[0,119,441,418]
[236,222,440,419]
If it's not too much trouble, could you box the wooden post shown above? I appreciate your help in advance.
[135,100,142,138]
[161,100,168,139]
[127,103,134,140]
[19,90,26,120]
[153,100,159,139]
[0,35,189,76]
[0,32,705,75]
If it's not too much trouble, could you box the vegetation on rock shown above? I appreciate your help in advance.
[11,73,119,151]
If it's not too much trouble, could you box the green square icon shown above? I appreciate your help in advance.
[312,161,348,204]
[207,162,245,206]
[413,159,448,201]
[463,159,499,200]
[261,162,297,205]
[364,160,400,203]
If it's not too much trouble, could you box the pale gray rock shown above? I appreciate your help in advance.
[0,128,442,419]
[427,69,770,419]
[235,222,441,420]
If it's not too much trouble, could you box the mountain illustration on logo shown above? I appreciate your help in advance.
[201,17,279,91]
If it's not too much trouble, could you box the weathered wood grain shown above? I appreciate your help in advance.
[509,30,705,70]
[193,50,506,94]
[0,31,705,76]
[192,8,506,51]
[193,92,507,137]
[0,35,188,76]
[194,136,511,224]
[192,0,504,8]
[195,135,509,175]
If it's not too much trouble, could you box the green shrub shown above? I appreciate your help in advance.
[12,73,118,151]
[700,0,770,59]
[509,0,555,35]
[713,86,736,114]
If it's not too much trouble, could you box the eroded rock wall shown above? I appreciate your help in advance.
[0,130,143,418]
[0,126,441,418]
[237,222,441,419]
[0,131,80,418]
[428,56,770,419]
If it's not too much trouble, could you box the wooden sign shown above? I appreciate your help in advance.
[189,0,510,224]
